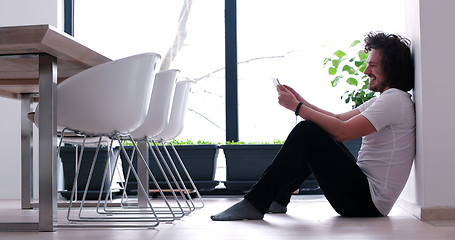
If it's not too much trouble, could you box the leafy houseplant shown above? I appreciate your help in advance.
[323,40,366,164]
[323,40,376,109]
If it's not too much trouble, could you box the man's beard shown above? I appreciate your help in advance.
[367,75,388,93]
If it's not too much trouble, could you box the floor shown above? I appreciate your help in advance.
[1,195,455,240]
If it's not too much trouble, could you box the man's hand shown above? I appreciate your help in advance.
[282,85,305,104]
[277,85,300,112]
[274,84,375,141]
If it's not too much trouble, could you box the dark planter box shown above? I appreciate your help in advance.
[222,144,282,181]
[221,144,298,192]
[60,146,116,200]
[120,144,220,194]
[221,138,362,194]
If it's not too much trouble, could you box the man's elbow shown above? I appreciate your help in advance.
[334,135,349,142]
[333,131,352,142]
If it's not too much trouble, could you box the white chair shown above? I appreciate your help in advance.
[152,80,204,209]
[31,53,173,227]
[130,69,179,140]
[123,79,198,218]
[124,69,190,218]
[154,80,193,142]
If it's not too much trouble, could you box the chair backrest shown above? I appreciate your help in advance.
[56,52,160,134]
[154,80,193,141]
[130,69,179,139]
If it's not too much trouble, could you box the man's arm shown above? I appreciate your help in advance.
[278,85,376,142]
[299,106,376,142]
[283,85,359,121]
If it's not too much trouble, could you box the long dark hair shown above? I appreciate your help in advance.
[364,32,414,92]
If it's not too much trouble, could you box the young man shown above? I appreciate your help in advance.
[211,31,415,220]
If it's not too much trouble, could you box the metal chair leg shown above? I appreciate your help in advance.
[147,141,192,215]
[64,133,170,227]
[165,141,205,208]
[151,140,196,212]
[115,140,178,220]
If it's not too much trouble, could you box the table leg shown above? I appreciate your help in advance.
[38,54,58,232]
[20,94,33,209]
[137,140,149,207]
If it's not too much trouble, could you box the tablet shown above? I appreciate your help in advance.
[272,78,281,87]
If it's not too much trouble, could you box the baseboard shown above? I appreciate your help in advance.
[420,207,455,221]
[397,198,455,221]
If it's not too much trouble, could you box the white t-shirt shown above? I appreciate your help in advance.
[357,88,416,216]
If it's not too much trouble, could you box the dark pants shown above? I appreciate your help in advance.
[244,121,382,217]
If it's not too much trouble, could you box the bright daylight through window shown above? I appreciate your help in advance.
[74,0,404,143]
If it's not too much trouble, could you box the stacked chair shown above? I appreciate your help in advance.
[30,52,201,228]
[126,77,199,215]
[121,69,188,219]
[152,79,203,209]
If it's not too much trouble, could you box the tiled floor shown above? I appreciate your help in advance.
[1,195,455,240]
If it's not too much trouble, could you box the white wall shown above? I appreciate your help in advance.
[2,0,455,211]
[0,0,62,27]
[401,0,455,212]
[0,0,63,199]
[0,99,22,199]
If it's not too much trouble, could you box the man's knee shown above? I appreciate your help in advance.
[295,121,325,136]
[292,121,333,145]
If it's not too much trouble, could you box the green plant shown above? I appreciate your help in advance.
[123,139,285,146]
[122,139,217,146]
[169,139,217,145]
[323,40,376,109]
[224,139,284,145]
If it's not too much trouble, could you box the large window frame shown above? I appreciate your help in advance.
[224,0,238,142]
[64,0,74,36]
[66,0,241,142]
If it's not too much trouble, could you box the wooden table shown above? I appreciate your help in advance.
[0,24,111,231]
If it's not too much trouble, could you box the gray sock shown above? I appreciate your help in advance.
[267,201,287,213]
[211,199,264,221]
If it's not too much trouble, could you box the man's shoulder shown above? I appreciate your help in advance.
[359,88,412,112]
[377,88,413,104]
[381,88,411,98]
[361,89,414,131]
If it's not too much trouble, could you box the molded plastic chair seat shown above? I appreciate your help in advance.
[57,52,160,135]
[154,80,193,142]
[31,52,160,135]
[130,69,179,139]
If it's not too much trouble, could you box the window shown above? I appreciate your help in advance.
[74,0,226,142]
[236,0,405,142]
[74,0,404,143]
